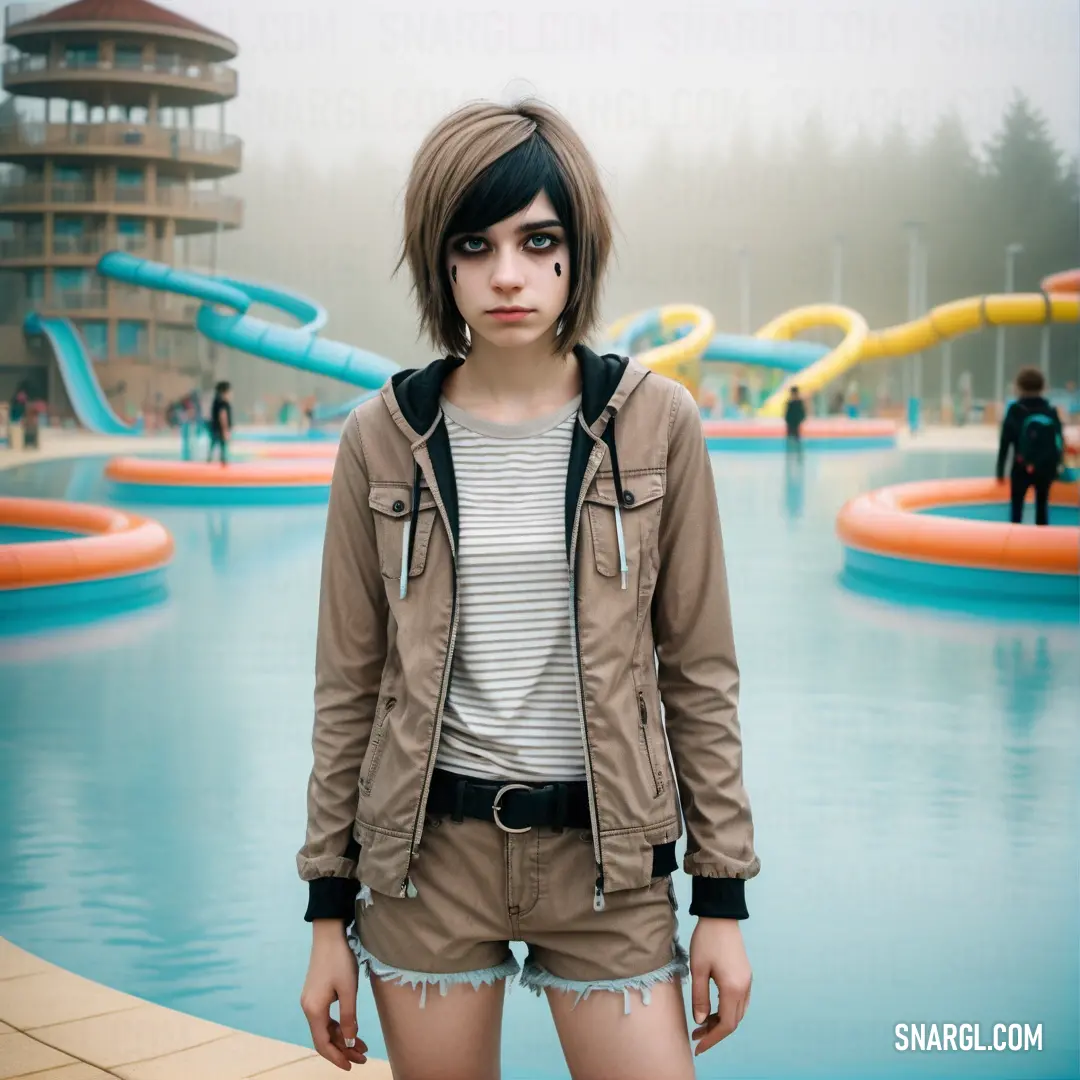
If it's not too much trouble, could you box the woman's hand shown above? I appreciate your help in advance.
[300,919,368,1070]
[688,917,752,1056]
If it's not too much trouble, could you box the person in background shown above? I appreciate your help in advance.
[22,400,41,449]
[996,366,1063,526]
[208,381,233,465]
[9,388,27,451]
[844,379,860,418]
[784,384,806,460]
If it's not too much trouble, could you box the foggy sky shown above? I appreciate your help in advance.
[167,0,1080,172]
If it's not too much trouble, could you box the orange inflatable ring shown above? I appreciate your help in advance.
[244,442,339,460]
[105,457,334,504]
[0,496,173,590]
[703,418,897,451]
[837,477,1079,607]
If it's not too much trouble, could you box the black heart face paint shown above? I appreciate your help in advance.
[451,265,457,283]
[554,262,561,277]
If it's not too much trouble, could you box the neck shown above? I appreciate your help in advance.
[448,331,580,410]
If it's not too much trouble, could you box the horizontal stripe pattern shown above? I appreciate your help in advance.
[435,396,587,782]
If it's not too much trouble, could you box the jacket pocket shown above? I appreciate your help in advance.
[368,485,438,580]
[359,696,396,796]
[637,690,665,797]
[583,468,666,579]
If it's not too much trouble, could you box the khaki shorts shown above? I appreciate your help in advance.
[347,813,687,1011]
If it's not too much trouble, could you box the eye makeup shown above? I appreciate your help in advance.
[448,230,563,257]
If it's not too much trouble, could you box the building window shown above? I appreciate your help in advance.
[25,270,44,301]
[54,167,87,183]
[55,268,90,292]
[115,45,143,70]
[53,216,86,236]
[77,320,108,359]
[156,326,198,367]
[117,320,147,357]
[116,168,144,187]
[64,44,99,68]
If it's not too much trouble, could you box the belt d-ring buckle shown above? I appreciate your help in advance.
[492,783,533,834]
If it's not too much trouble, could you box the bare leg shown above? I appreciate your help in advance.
[370,974,506,1080]
[547,978,695,1080]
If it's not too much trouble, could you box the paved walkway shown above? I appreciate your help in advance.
[0,421,999,478]
[0,938,390,1079]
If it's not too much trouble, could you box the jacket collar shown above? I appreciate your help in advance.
[380,344,646,444]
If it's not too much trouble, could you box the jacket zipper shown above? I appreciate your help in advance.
[637,691,663,797]
[400,452,459,898]
[568,439,608,911]
[360,697,396,795]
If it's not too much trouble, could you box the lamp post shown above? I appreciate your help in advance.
[831,234,844,304]
[737,246,751,336]
[995,242,1023,408]
[903,221,925,430]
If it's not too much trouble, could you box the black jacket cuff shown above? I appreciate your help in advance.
[689,876,748,920]
[304,877,358,922]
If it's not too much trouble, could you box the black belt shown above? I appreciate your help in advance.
[427,768,591,833]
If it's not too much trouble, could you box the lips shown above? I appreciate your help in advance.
[487,307,533,314]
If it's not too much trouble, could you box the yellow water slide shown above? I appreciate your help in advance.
[755,291,1080,419]
[604,303,715,394]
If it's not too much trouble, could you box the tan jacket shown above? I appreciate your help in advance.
[298,346,759,921]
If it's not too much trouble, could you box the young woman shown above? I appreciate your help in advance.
[298,99,760,1079]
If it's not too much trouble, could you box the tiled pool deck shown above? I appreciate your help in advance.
[0,938,390,1079]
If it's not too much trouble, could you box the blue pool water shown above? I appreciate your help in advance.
[0,450,1077,1079]
[921,503,1080,526]
[0,526,81,543]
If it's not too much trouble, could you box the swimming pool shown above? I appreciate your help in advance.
[0,449,1076,1079]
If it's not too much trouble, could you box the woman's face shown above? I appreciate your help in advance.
[444,190,570,351]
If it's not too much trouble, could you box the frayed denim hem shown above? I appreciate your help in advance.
[519,942,690,1015]
[346,924,520,1009]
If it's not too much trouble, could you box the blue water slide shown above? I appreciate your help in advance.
[607,310,829,373]
[23,313,141,435]
[702,332,829,372]
[96,252,399,392]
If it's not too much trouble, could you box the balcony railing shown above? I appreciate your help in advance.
[3,53,237,95]
[17,284,199,319]
[0,236,44,258]
[0,179,241,223]
[0,234,164,261]
[51,234,104,255]
[0,122,242,170]
[50,287,108,311]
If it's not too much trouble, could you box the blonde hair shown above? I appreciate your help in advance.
[396,99,614,357]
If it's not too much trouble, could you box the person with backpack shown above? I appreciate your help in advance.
[996,366,1064,526]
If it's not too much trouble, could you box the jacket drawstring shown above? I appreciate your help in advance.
[400,460,421,599]
[602,415,629,590]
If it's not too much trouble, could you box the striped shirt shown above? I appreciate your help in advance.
[434,394,587,782]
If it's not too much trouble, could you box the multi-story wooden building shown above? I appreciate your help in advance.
[0,0,242,420]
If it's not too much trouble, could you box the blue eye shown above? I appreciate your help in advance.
[457,237,487,254]
[527,234,558,251]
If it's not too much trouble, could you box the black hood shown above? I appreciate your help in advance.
[386,343,639,565]
[390,344,630,436]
